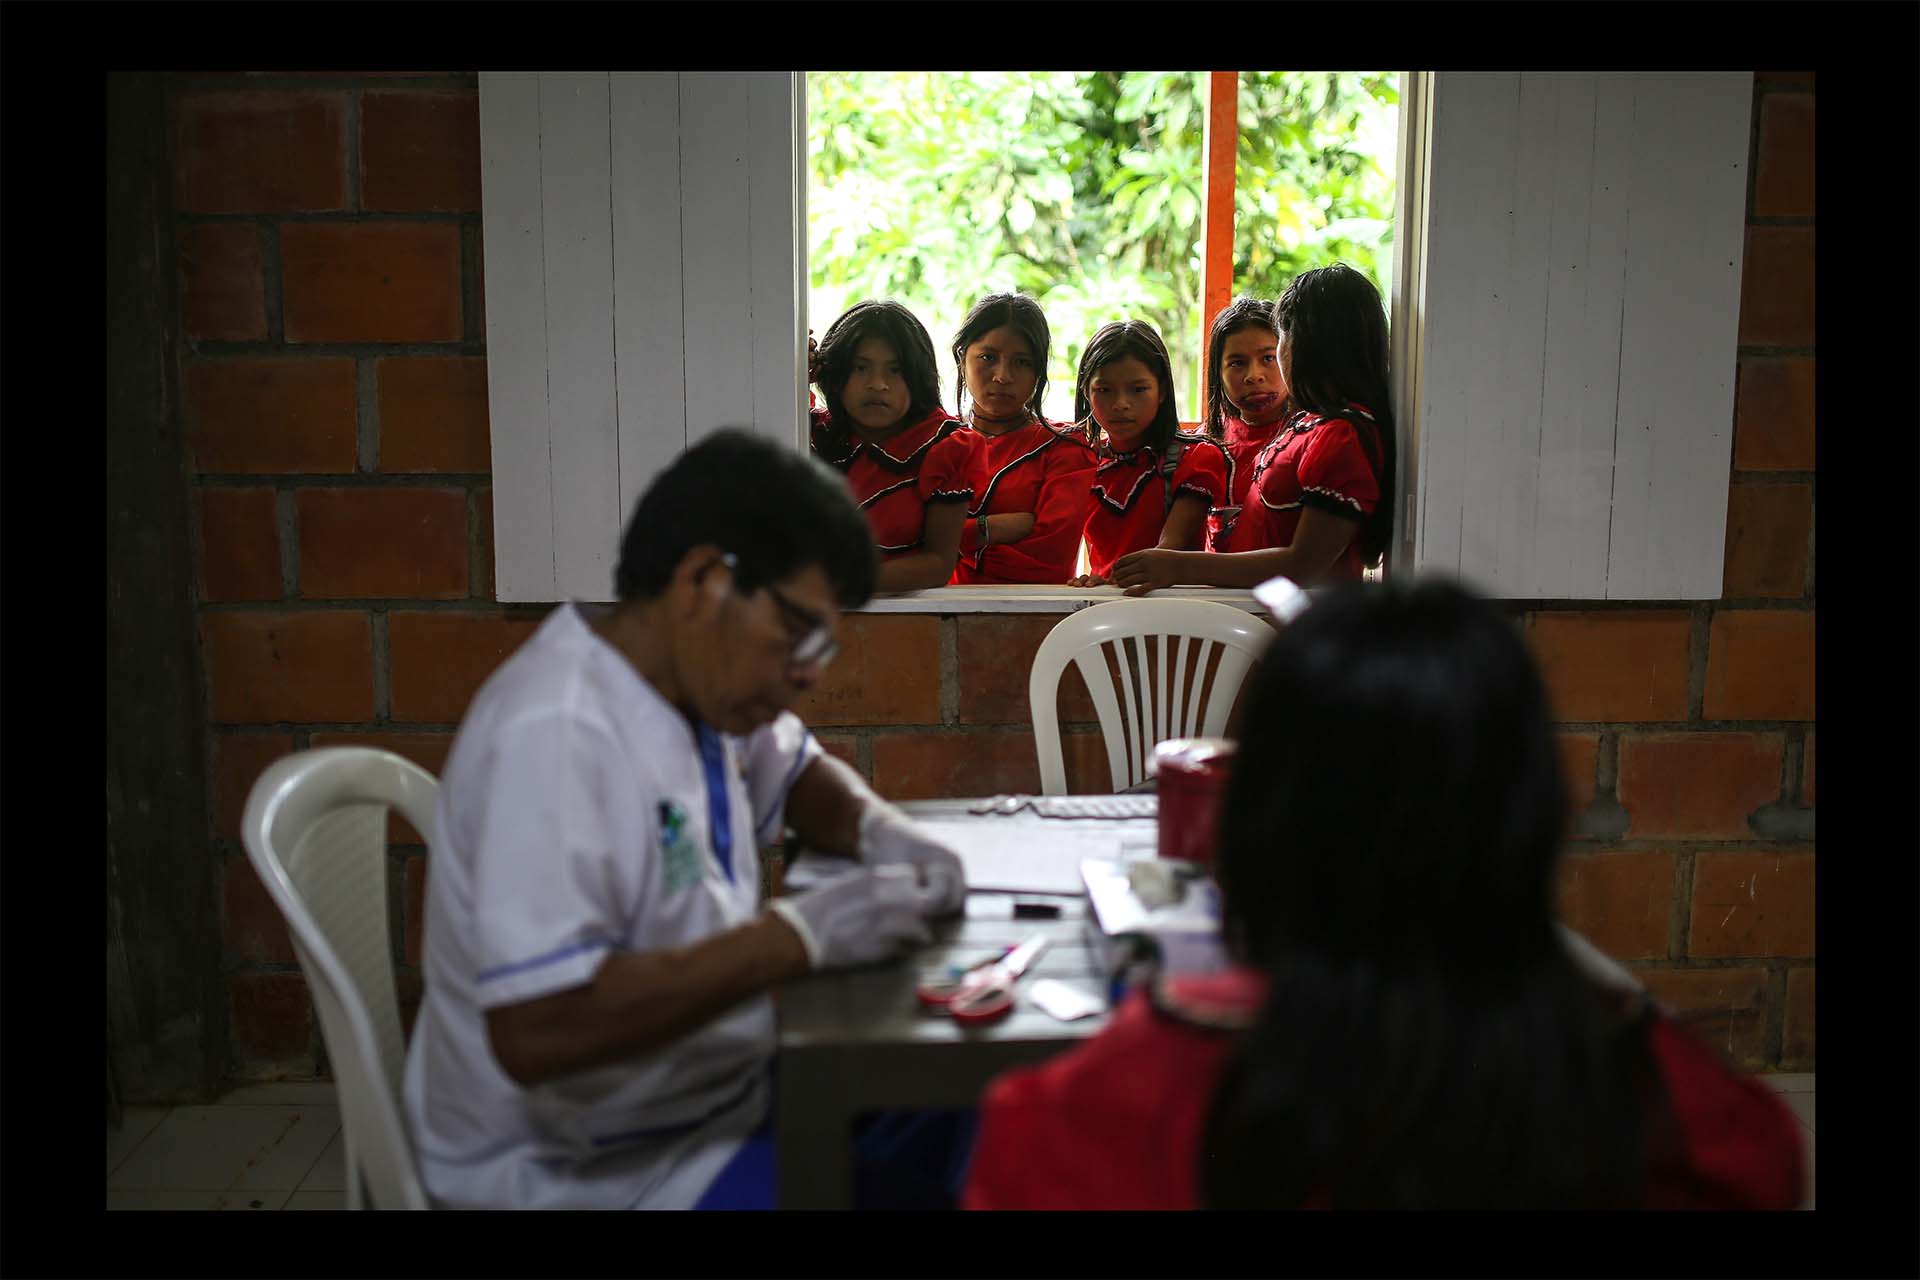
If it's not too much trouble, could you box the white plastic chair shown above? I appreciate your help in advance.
[242,747,437,1210]
[1028,599,1275,795]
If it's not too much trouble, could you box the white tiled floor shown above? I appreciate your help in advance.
[1765,1072,1816,1211]
[107,1075,1816,1210]
[106,1083,345,1211]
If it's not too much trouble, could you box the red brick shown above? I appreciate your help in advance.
[1800,732,1814,806]
[957,614,1096,725]
[870,731,1040,801]
[211,731,298,843]
[308,731,453,842]
[1617,733,1783,839]
[813,734,865,779]
[178,224,266,341]
[306,730,453,775]
[197,487,282,602]
[377,357,491,473]
[388,611,543,722]
[223,857,297,965]
[1733,358,1814,471]
[185,358,358,475]
[1703,610,1815,721]
[477,486,495,600]
[1753,94,1813,218]
[202,611,376,723]
[281,222,463,343]
[1782,967,1814,1064]
[1556,851,1675,962]
[362,91,481,212]
[1721,484,1811,599]
[1558,732,1599,818]
[1688,850,1815,959]
[229,972,315,1065]
[296,487,469,599]
[1063,730,1117,794]
[1638,967,1770,1066]
[403,854,427,968]
[1524,612,1692,722]
[790,615,943,727]
[174,92,347,213]
[1737,227,1814,348]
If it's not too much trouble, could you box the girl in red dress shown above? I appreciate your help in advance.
[1199,296,1291,552]
[1065,320,1229,586]
[917,294,1096,584]
[808,301,967,593]
[964,577,1805,1210]
[1112,263,1396,594]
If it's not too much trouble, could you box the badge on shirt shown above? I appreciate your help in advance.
[659,799,704,893]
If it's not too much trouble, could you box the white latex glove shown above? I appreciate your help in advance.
[857,801,968,916]
[767,864,934,971]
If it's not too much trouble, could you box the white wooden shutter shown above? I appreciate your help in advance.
[1407,72,1751,599]
[479,72,805,603]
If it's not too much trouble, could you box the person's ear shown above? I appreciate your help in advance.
[668,544,733,621]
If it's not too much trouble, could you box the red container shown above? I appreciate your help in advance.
[1152,738,1237,867]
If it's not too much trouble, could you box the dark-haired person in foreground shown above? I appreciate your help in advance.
[404,429,969,1209]
[964,576,1804,1209]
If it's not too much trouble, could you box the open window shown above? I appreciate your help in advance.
[477,71,1751,606]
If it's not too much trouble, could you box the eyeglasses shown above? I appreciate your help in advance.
[719,554,839,670]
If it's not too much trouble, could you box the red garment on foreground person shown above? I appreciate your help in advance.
[962,969,1805,1211]
[919,419,1097,584]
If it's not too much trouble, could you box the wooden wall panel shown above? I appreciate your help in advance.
[481,72,802,602]
[1413,72,1750,599]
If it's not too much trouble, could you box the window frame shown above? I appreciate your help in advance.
[796,69,1420,612]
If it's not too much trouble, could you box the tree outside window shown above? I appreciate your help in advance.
[807,71,1399,426]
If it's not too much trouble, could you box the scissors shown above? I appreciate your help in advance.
[915,935,1050,1025]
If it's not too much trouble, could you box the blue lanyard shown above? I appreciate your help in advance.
[695,723,735,884]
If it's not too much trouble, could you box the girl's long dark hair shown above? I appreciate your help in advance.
[1072,320,1180,454]
[812,299,943,433]
[1199,577,1662,1209]
[951,293,1051,422]
[1274,264,1397,568]
[1202,296,1281,440]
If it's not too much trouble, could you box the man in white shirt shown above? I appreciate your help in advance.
[403,429,968,1209]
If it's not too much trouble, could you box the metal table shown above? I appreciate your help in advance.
[773,801,1152,1210]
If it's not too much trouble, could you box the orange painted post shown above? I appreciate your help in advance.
[1198,71,1239,394]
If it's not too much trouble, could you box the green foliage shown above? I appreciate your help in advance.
[807,72,1399,422]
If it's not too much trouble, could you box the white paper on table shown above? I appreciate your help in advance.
[787,820,1150,896]
[925,818,1162,894]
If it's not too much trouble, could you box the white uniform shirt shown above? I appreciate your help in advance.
[402,603,820,1209]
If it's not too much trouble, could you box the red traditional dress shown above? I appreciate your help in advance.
[1215,403,1384,581]
[917,418,1098,584]
[809,407,964,560]
[1205,414,1286,552]
[963,967,1806,1211]
[1081,431,1230,580]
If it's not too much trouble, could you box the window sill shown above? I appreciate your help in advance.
[853,585,1270,614]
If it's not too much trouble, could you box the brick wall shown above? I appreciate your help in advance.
[171,71,547,1073]
[172,71,1814,1080]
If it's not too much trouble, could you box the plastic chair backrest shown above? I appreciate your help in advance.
[242,747,436,1211]
[1028,599,1275,795]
